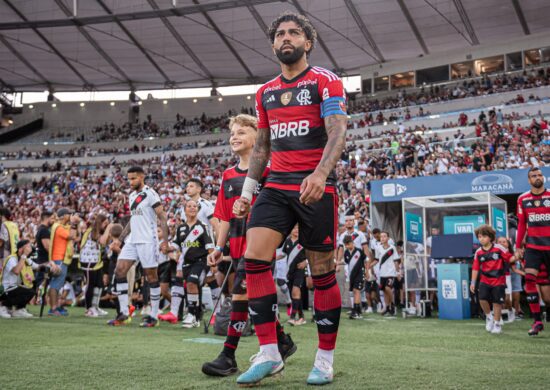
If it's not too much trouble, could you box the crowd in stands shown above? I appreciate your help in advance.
[352,68,550,119]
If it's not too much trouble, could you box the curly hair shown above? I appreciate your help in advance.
[268,11,317,55]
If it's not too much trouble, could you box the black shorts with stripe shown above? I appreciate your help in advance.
[247,187,338,252]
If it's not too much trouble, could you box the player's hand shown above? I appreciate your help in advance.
[233,197,251,219]
[160,240,168,254]
[300,171,326,205]
[515,247,524,259]
[49,262,61,275]
[207,250,222,266]
[469,284,476,294]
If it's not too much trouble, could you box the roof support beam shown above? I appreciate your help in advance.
[344,0,384,63]
[452,0,479,45]
[192,0,255,79]
[396,0,429,55]
[147,0,214,83]
[3,0,91,87]
[511,0,530,36]
[245,1,269,38]
[53,0,133,88]
[96,0,172,85]
[291,0,342,72]
[0,34,50,87]
[0,0,283,31]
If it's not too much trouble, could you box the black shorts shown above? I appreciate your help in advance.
[349,269,365,291]
[288,269,306,289]
[380,277,395,290]
[217,259,236,276]
[248,187,338,252]
[525,247,550,273]
[158,261,176,284]
[478,282,505,304]
[182,262,208,286]
[365,280,378,293]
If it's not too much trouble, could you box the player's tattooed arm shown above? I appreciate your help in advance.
[119,222,131,242]
[155,205,169,252]
[248,127,271,181]
[316,114,348,178]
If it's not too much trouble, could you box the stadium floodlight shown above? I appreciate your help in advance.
[138,101,143,105]
[247,96,251,100]
[218,97,223,102]
[193,99,198,103]
[163,100,168,105]
[51,103,57,108]
[110,102,115,106]
[80,102,85,107]
[29,105,34,109]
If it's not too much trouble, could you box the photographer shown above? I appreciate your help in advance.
[48,208,80,316]
[0,240,49,318]
[33,211,60,300]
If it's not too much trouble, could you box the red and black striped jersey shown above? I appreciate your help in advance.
[214,165,269,260]
[516,189,550,251]
[255,65,346,192]
[473,244,513,286]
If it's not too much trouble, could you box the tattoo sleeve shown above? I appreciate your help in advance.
[155,206,169,243]
[316,114,348,178]
[248,127,271,181]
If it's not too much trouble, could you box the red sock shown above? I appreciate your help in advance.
[245,258,278,346]
[223,300,249,356]
[525,273,542,322]
[312,270,341,350]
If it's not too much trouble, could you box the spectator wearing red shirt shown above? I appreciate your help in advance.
[470,225,514,335]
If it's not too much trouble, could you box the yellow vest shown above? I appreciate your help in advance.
[78,228,103,271]
[49,222,74,265]
[3,220,19,257]
[1,255,34,289]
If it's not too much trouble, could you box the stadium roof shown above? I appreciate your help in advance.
[0,0,549,92]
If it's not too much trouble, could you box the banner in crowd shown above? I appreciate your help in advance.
[371,167,550,203]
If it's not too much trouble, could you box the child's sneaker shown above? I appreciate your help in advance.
[485,314,494,332]
[491,322,502,334]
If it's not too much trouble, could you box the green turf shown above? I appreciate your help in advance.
[0,306,548,389]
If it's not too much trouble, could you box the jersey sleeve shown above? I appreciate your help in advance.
[255,87,268,129]
[150,189,162,209]
[515,195,526,250]
[392,247,401,262]
[359,232,367,246]
[201,226,214,250]
[317,72,347,118]
[213,175,231,222]
[202,200,215,220]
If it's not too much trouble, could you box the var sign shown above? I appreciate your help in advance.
[454,223,474,234]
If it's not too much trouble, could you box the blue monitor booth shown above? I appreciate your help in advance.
[398,192,508,320]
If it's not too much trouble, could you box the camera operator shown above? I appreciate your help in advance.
[0,240,50,318]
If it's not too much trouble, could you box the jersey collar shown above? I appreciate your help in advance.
[280,66,311,84]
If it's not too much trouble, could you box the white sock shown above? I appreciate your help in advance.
[316,348,334,366]
[259,343,280,358]
[170,285,184,316]
[92,287,101,308]
[116,281,129,315]
[150,286,161,319]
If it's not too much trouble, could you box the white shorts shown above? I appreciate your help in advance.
[119,242,159,269]
[505,275,512,295]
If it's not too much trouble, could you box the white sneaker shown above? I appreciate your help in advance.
[18,308,34,318]
[85,308,99,317]
[485,314,494,332]
[96,307,108,316]
[0,305,11,318]
[507,309,515,323]
[407,307,417,316]
[491,322,502,334]
[181,313,199,328]
[11,308,32,318]
[307,356,334,385]
[366,307,373,314]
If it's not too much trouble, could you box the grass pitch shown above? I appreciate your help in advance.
[0,306,548,389]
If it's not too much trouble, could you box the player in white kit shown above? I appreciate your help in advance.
[108,166,169,328]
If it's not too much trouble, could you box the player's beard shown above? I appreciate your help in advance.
[275,45,306,65]
[532,179,544,189]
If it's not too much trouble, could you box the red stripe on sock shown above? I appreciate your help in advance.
[254,322,278,345]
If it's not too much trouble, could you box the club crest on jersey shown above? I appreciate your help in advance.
[492,253,499,260]
[544,199,550,207]
[281,91,292,105]
[535,200,541,207]
[296,89,312,105]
